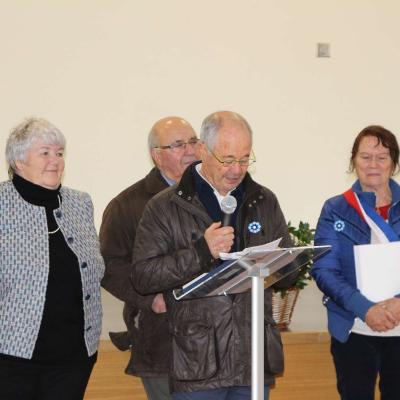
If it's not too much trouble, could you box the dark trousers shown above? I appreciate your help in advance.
[331,333,400,400]
[0,357,96,400]
[141,377,171,400]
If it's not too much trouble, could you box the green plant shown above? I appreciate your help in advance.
[274,221,315,297]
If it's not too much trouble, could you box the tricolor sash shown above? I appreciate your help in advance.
[343,189,398,244]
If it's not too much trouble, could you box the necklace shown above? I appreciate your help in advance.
[48,226,60,235]
[48,195,61,235]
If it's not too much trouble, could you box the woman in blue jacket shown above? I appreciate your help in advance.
[312,125,400,400]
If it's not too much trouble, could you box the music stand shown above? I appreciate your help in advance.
[173,245,330,400]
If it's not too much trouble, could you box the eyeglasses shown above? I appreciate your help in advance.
[357,153,392,165]
[154,137,199,151]
[208,148,256,167]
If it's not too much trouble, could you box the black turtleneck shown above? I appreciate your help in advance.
[5,174,87,364]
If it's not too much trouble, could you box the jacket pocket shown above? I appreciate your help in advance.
[264,323,284,375]
[170,320,217,381]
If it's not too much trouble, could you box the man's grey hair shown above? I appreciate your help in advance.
[147,125,159,150]
[200,111,252,150]
[6,117,66,177]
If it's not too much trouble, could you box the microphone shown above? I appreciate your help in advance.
[220,195,237,227]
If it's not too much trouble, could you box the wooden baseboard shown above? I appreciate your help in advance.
[281,331,330,344]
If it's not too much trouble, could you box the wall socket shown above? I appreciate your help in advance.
[317,43,330,58]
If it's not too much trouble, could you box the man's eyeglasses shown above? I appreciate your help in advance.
[208,148,256,167]
[154,137,199,151]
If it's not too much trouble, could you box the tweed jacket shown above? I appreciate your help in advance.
[0,180,104,359]
[132,164,293,393]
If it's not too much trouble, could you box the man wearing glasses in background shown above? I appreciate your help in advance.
[100,116,199,400]
[132,111,293,400]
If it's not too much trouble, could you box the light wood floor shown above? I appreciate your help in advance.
[84,332,342,400]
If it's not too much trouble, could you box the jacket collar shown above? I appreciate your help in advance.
[175,161,260,201]
[144,167,169,195]
[352,178,400,207]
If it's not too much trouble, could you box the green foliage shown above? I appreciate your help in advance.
[274,221,315,297]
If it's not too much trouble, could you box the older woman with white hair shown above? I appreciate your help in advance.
[0,117,104,400]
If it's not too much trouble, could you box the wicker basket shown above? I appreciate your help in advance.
[272,287,300,330]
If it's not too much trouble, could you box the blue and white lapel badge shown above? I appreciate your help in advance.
[248,221,262,234]
[333,220,345,232]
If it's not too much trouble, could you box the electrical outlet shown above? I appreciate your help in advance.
[317,43,330,58]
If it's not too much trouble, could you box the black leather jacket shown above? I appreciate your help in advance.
[132,164,292,392]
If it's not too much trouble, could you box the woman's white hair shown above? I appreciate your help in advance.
[6,117,66,177]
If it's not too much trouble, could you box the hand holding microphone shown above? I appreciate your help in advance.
[221,195,237,227]
[204,195,237,259]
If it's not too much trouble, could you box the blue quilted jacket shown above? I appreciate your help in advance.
[311,179,400,342]
[0,180,104,359]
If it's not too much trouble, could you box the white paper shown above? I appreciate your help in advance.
[219,238,282,260]
[354,241,400,302]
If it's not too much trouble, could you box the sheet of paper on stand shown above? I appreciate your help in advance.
[219,237,282,260]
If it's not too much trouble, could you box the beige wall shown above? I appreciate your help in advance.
[1,1,400,336]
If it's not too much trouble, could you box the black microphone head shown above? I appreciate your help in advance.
[221,195,237,215]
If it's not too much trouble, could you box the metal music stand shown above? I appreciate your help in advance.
[173,245,331,400]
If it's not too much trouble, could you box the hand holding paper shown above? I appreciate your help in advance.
[365,303,397,332]
[379,297,400,322]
